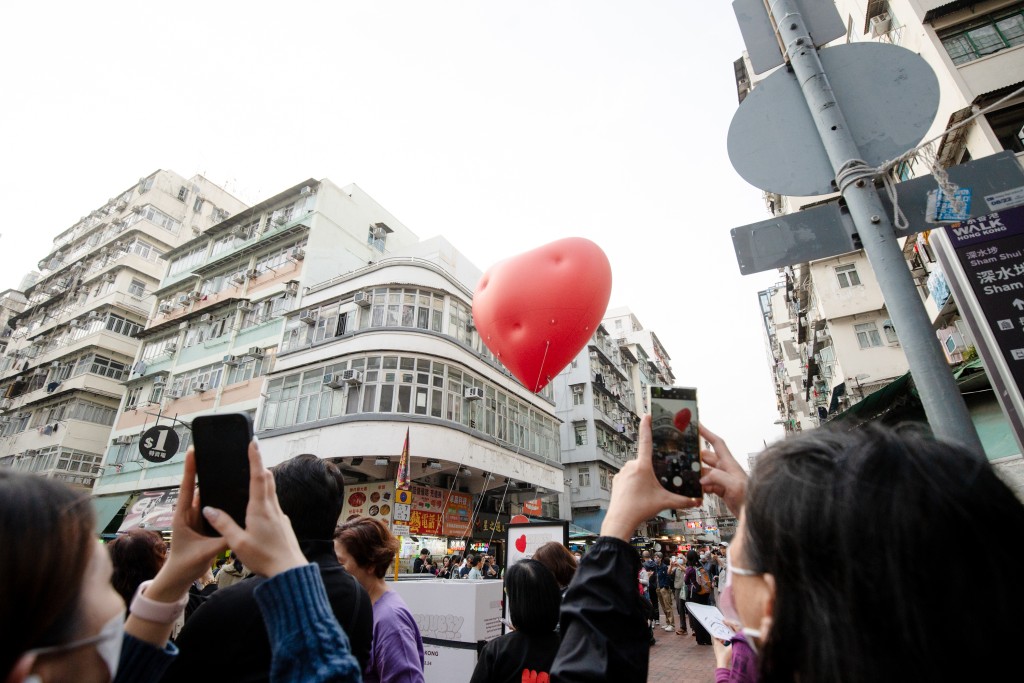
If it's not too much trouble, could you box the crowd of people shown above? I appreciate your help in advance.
[3,408,1023,682]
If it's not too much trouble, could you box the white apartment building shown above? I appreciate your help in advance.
[0,290,28,356]
[0,170,246,493]
[746,2,1024,489]
[90,178,563,535]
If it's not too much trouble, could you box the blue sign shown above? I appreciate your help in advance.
[928,188,972,223]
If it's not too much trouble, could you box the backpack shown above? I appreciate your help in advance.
[695,566,712,595]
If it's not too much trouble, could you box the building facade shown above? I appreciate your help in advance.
[90,178,564,537]
[0,170,246,490]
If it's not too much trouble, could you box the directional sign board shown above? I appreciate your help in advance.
[732,0,845,74]
[139,425,179,463]
[728,42,940,197]
[731,152,1024,274]
[948,204,1024,391]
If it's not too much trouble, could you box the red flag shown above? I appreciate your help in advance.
[395,427,411,491]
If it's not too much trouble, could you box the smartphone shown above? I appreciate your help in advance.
[648,386,702,499]
[192,413,253,536]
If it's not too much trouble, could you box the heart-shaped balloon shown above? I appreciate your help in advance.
[674,408,692,432]
[473,237,612,392]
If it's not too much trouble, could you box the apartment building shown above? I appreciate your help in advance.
[745,2,1024,486]
[0,171,246,492]
[256,236,564,509]
[0,290,28,356]
[90,178,564,536]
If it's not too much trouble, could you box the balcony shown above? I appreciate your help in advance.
[955,44,1024,101]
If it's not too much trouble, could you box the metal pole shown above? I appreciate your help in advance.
[769,0,984,455]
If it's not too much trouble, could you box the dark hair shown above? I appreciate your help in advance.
[468,554,480,567]
[744,423,1024,683]
[272,454,345,540]
[532,541,578,589]
[505,560,560,634]
[0,471,94,676]
[685,549,700,567]
[420,548,430,556]
[108,529,167,608]
[334,517,399,578]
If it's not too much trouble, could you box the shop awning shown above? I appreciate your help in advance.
[569,523,599,539]
[91,493,131,534]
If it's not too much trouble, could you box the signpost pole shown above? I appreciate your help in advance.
[765,0,983,454]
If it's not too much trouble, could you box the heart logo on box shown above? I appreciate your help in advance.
[515,534,527,553]
[473,237,612,392]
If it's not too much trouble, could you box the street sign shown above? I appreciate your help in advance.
[731,152,1024,274]
[728,42,940,196]
[948,204,1024,390]
[139,425,179,463]
[393,502,412,522]
[396,489,413,505]
[732,0,845,74]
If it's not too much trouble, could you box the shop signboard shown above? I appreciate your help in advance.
[408,483,445,536]
[341,481,395,528]
[117,489,179,532]
[442,491,472,537]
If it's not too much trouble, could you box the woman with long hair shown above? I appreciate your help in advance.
[107,529,167,612]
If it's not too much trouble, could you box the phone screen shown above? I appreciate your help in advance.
[649,386,702,499]
[192,413,253,536]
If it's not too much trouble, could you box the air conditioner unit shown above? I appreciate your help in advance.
[815,328,829,342]
[353,291,372,307]
[114,435,132,445]
[298,309,318,325]
[323,373,346,389]
[189,291,202,301]
[50,361,60,368]
[199,313,212,323]
[870,12,891,37]
[158,302,173,314]
[231,273,247,285]
[232,226,248,238]
[341,369,363,385]
[237,300,253,311]
[152,376,166,386]
[87,310,100,318]
[0,398,11,411]
[103,274,116,283]
[284,281,299,295]
[246,269,260,280]
[164,389,182,399]
[178,322,189,331]
[177,295,190,305]
[371,226,387,240]
[222,354,239,365]
[300,185,313,195]
[464,387,485,400]
[292,248,305,261]
[164,343,177,353]
[246,346,264,358]
[116,201,128,211]
[194,382,209,393]
[131,205,144,214]
[274,215,288,225]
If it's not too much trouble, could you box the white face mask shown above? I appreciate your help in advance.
[26,609,125,681]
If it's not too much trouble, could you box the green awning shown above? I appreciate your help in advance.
[569,523,599,538]
[91,494,131,534]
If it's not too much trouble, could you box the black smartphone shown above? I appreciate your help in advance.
[648,386,702,499]
[191,413,253,536]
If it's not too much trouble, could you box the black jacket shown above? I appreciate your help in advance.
[161,540,374,682]
[469,630,560,683]
[551,536,650,682]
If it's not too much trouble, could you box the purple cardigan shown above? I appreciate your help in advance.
[715,632,759,683]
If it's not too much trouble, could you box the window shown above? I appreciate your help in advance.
[855,322,883,349]
[578,466,591,487]
[940,7,1024,65]
[367,224,387,252]
[599,467,609,490]
[90,356,128,380]
[193,195,204,213]
[105,314,143,338]
[571,384,585,406]
[177,186,188,202]
[574,423,587,446]
[226,348,276,385]
[138,177,154,193]
[986,102,1024,154]
[124,386,142,409]
[882,319,898,344]
[835,263,862,288]
[169,246,207,276]
[128,279,146,298]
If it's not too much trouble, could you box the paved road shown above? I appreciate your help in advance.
[647,605,718,682]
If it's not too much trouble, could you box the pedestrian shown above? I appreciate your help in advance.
[165,453,375,680]
[107,528,167,612]
[684,549,713,645]
[532,541,577,593]
[640,550,660,625]
[469,560,561,683]
[412,548,434,575]
[1,441,363,683]
[670,555,687,635]
[438,555,454,579]
[467,554,483,580]
[655,554,675,632]
[335,517,425,683]
[214,550,251,589]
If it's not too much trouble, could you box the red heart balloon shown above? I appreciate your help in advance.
[473,238,612,392]
[674,408,692,432]
[515,534,527,553]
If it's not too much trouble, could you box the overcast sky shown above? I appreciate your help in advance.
[0,1,785,459]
